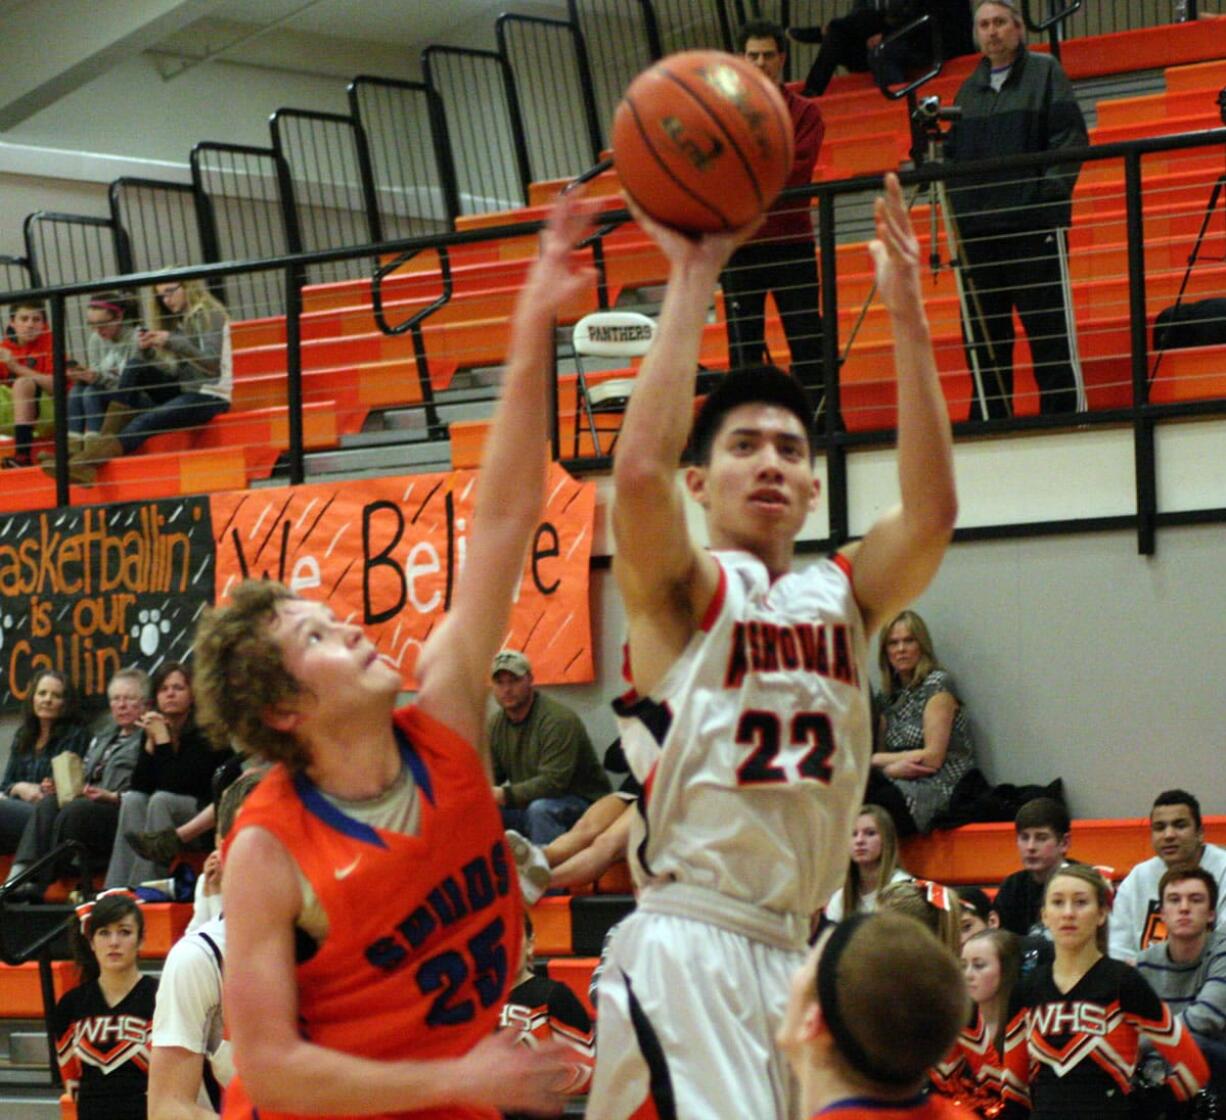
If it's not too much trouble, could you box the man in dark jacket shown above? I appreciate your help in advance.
[946,0,1089,420]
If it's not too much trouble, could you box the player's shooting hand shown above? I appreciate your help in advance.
[626,197,762,279]
[869,172,923,322]
[521,188,598,318]
[459,1030,571,1115]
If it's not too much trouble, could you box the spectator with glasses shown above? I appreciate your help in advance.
[63,277,231,485]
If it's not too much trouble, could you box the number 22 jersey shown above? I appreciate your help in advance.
[616,550,872,918]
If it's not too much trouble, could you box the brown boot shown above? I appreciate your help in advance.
[67,433,123,485]
[97,402,134,438]
[38,433,85,478]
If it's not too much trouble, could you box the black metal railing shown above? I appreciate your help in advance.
[23,212,125,346]
[349,75,458,235]
[190,142,298,318]
[109,178,206,279]
[498,15,605,181]
[270,108,378,285]
[422,45,531,216]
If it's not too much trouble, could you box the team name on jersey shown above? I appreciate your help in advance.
[76,1015,149,1046]
[363,838,511,973]
[724,620,860,689]
[1032,1001,1109,1036]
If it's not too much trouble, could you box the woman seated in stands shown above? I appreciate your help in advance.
[63,277,231,485]
[54,891,157,1120]
[0,669,88,854]
[1003,865,1208,1117]
[38,290,145,477]
[823,804,912,922]
[932,928,1022,1116]
[105,661,232,888]
[1,300,55,468]
[6,668,149,900]
[867,609,976,836]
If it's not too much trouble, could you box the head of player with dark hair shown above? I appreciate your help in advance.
[685,367,819,576]
[1042,863,1111,958]
[1013,796,1071,883]
[877,878,963,955]
[691,365,815,465]
[72,890,145,985]
[842,804,903,917]
[957,886,1000,944]
[1149,789,1205,869]
[961,928,1021,1050]
[779,911,970,1114]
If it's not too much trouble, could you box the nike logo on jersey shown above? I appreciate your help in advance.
[335,856,362,880]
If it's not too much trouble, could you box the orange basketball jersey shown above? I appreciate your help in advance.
[222,705,520,1120]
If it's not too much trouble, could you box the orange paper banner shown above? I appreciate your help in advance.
[209,462,596,686]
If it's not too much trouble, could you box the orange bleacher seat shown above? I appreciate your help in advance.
[0,960,76,1018]
[60,1093,77,1120]
[139,902,194,960]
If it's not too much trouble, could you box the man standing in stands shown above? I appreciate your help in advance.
[488,650,610,846]
[993,797,1074,938]
[588,171,956,1118]
[723,19,827,403]
[1111,789,1226,963]
[946,0,1088,419]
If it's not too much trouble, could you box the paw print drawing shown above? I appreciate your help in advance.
[132,609,171,656]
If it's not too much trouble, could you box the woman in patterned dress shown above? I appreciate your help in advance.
[867,610,975,835]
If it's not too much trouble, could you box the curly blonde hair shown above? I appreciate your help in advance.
[192,580,309,770]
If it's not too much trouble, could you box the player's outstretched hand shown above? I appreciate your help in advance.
[869,172,923,322]
[519,188,600,320]
[627,196,762,280]
[458,1029,573,1115]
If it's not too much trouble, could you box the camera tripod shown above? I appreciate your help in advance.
[1148,87,1226,383]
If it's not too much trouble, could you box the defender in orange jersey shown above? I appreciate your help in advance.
[191,194,597,1120]
[777,911,976,1120]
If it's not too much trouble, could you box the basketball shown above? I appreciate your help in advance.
[612,50,795,234]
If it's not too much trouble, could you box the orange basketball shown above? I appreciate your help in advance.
[612,50,795,234]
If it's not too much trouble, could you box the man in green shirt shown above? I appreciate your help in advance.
[488,651,611,845]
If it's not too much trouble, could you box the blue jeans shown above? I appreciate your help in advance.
[114,360,229,453]
[501,794,589,846]
[67,382,119,434]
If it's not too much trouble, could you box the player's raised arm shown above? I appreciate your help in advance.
[416,193,596,748]
[611,210,758,666]
[843,173,957,635]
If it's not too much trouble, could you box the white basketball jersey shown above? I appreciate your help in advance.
[616,550,872,918]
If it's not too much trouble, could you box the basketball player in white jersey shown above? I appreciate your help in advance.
[586,173,957,1120]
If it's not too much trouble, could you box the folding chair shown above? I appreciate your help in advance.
[571,310,657,458]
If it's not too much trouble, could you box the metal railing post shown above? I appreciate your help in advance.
[1125,151,1156,557]
[284,264,305,485]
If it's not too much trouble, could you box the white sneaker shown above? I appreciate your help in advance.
[505,829,552,906]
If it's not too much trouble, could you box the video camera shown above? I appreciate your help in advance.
[911,95,962,128]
